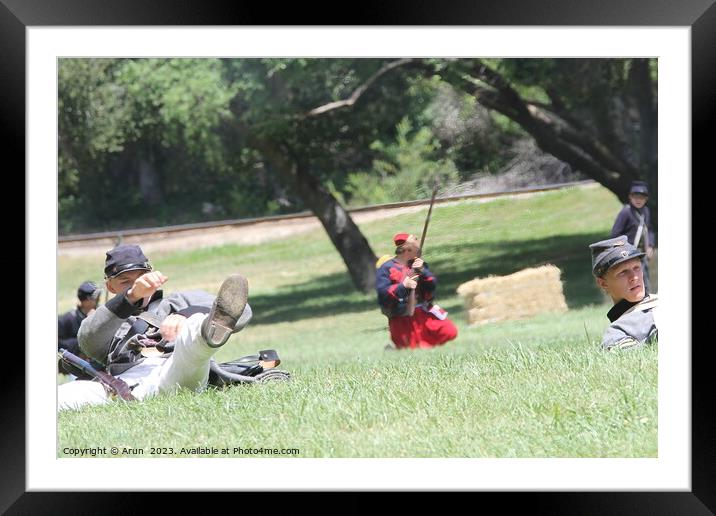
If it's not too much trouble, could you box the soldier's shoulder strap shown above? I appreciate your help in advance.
[624,294,659,316]
[634,210,646,248]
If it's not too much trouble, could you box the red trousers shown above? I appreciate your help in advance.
[388,308,458,349]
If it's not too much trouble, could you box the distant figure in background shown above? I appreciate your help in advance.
[58,281,103,378]
[610,180,656,293]
[58,281,101,357]
[376,233,458,350]
[589,236,658,351]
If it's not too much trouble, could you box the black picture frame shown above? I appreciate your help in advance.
[5,0,709,513]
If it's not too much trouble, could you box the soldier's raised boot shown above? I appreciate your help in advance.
[201,274,249,348]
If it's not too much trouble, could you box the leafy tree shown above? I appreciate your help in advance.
[59,58,425,291]
[344,117,460,206]
[220,58,427,292]
[59,57,658,293]
[58,58,244,230]
[436,58,658,229]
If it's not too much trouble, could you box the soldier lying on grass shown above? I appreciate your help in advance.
[589,235,658,351]
[58,244,256,411]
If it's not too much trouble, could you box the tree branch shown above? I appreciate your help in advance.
[544,88,589,134]
[469,83,633,194]
[524,102,639,175]
[442,61,638,195]
[628,58,657,173]
[305,58,414,117]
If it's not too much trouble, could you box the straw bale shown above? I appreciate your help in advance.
[456,264,568,325]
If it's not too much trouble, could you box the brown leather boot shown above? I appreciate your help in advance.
[201,274,249,348]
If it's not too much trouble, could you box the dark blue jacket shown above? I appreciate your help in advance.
[610,204,656,249]
[376,258,437,318]
[58,307,104,378]
[58,308,87,355]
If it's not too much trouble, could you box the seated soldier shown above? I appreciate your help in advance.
[58,281,101,357]
[58,244,253,411]
[589,235,658,351]
[375,233,457,349]
[58,281,104,378]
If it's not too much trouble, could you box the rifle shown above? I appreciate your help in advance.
[58,349,136,401]
[406,178,439,317]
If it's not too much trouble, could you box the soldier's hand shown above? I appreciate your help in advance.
[127,271,168,303]
[402,274,418,290]
[412,258,424,272]
[160,313,187,342]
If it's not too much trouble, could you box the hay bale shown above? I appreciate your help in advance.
[456,264,568,325]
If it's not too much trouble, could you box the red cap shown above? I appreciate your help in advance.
[393,233,410,246]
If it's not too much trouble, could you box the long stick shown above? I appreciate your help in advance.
[59,350,136,401]
[406,178,440,316]
[418,178,440,258]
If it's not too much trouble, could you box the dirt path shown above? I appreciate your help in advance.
[58,186,594,258]
[58,205,428,257]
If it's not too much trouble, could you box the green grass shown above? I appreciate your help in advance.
[57,184,657,457]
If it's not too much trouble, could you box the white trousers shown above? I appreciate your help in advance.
[58,313,219,411]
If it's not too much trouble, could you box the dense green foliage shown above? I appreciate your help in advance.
[59,58,435,232]
[58,185,657,458]
[59,58,656,234]
[341,117,460,206]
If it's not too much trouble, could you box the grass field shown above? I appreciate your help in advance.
[57,184,658,458]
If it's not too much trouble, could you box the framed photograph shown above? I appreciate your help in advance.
[7,0,708,512]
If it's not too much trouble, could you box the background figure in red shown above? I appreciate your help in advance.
[375,233,458,349]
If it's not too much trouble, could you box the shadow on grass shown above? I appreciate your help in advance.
[247,271,377,326]
[247,231,608,326]
[428,231,608,310]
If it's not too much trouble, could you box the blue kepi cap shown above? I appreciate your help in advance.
[589,235,646,277]
[104,244,152,279]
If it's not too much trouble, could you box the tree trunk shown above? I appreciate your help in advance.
[293,159,378,293]
[255,139,378,293]
[629,58,658,231]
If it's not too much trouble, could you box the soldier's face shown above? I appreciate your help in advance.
[629,193,648,209]
[79,297,98,311]
[106,269,147,295]
[597,258,645,303]
[403,245,419,260]
[403,236,420,259]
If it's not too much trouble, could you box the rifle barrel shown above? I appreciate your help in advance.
[418,179,439,257]
[59,349,98,375]
[406,178,439,317]
[59,350,136,401]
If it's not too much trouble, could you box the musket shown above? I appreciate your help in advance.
[58,349,136,401]
[406,178,440,317]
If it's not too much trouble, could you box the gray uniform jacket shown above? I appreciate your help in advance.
[78,289,252,375]
[601,294,658,350]
[610,204,656,250]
